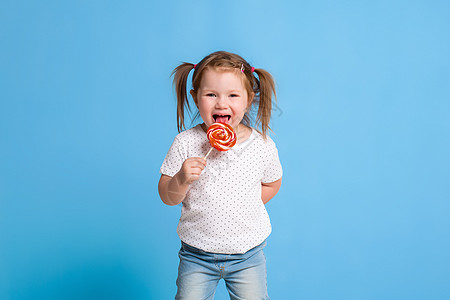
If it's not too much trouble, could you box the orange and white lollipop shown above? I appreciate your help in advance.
[204,122,236,159]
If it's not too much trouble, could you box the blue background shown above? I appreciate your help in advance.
[1,0,449,299]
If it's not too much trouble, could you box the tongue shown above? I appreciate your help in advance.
[215,116,229,124]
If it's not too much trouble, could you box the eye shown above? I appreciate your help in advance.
[230,94,240,98]
[206,93,216,97]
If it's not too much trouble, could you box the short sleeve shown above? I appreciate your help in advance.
[160,137,186,177]
[261,138,283,183]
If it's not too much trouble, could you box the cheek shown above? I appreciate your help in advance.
[242,97,251,112]
[197,100,212,113]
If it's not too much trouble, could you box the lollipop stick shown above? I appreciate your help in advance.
[204,147,214,160]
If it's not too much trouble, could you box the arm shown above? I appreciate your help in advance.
[158,157,206,206]
[261,177,282,205]
[158,174,189,206]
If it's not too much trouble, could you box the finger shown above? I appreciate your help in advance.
[187,163,205,171]
[191,157,207,166]
[190,161,206,170]
[189,167,204,175]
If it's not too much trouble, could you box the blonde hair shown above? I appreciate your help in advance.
[171,51,277,138]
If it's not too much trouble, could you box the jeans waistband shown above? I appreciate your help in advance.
[181,240,267,256]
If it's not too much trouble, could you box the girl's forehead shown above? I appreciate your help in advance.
[199,68,246,87]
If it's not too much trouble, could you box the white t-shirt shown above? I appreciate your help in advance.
[160,124,282,254]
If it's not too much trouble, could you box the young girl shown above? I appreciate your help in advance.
[159,51,282,300]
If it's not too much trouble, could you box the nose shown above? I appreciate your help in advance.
[215,95,228,108]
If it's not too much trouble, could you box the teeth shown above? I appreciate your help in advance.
[213,114,231,120]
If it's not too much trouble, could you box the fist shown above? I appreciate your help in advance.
[177,157,207,185]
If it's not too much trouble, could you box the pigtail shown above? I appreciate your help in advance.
[171,63,195,132]
[253,68,277,139]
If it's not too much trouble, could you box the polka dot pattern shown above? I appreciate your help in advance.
[160,124,283,254]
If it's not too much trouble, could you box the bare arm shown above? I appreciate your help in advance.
[261,177,282,204]
[158,174,189,206]
[158,157,206,206]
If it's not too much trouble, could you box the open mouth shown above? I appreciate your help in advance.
[213,114,231,124]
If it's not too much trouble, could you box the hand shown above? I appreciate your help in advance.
[176,157,207,185]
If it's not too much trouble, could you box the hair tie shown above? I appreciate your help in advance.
[251,67,255,73]
[193,64,197,69]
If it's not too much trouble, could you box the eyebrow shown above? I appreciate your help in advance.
[201,88,242,93]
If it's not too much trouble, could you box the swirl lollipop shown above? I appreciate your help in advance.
[204,122,237,159]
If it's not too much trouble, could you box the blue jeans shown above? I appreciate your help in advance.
[175,240,270,300]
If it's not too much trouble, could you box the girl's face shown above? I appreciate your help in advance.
[191,68,253,130]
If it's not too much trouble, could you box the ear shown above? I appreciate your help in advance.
[247,92,255,111]
[190,89,198,107]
